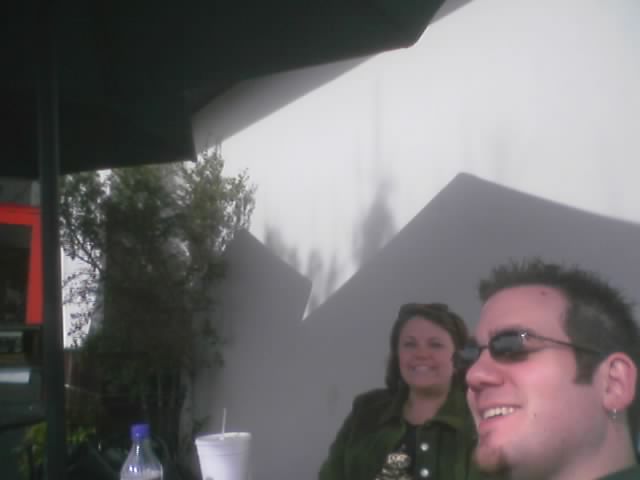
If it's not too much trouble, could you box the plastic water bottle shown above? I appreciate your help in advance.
[120,423,164,480]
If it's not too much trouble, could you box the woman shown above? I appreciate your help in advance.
[318,303,481,480]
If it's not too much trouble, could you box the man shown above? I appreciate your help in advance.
[456,259,640,479]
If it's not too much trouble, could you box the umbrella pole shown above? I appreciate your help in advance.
[37,0,67,478]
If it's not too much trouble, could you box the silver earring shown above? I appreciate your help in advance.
[609,408,619,420]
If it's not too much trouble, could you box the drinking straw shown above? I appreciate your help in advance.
[221,407,227,438]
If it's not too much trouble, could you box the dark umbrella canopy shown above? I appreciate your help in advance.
[3,1,447,478]
[3,0,448,178]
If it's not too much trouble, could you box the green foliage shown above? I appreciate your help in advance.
[58,149,255,462]
[18,423,96,479]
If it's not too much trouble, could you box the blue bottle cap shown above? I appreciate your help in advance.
[131,423,150,439]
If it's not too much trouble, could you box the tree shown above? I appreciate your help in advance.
[59,148,255,472]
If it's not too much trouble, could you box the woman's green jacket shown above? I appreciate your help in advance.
[318,386,484,480]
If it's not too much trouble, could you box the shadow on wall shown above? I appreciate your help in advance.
[352,176,396,268]
[263,174,397,316]
[192,172,640,480]
[190,228,312,475]
[262,227,341,314]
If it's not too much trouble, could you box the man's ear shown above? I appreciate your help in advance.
[599,353,637,413]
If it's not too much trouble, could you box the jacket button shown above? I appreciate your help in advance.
[420,467,430,477]
[420,442,429,452]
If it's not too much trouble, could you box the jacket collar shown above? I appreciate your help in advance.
[377,385,468,431]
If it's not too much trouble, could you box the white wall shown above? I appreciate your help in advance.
[191,1,640,478]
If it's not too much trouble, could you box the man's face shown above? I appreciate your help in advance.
[465,285,607,479]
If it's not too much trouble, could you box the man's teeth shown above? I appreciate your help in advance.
[482,407,516,420]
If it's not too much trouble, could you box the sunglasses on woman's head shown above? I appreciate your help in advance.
[453,329,606,370]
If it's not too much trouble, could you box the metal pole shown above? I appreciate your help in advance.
[36,0,67,478]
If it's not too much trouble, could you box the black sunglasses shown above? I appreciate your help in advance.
[453,329,606,370]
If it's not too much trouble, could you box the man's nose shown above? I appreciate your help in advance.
[465,349,503,391]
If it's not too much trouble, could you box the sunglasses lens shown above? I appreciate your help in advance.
[455,331,532,369]
[490,331,527,360]
[454,344,481,369]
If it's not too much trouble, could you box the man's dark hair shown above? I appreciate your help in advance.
[479,258,640,449]
[385,302,468,393]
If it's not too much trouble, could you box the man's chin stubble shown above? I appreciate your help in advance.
[474,442,511,478]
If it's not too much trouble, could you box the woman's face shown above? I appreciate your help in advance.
[397,316,456,393]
